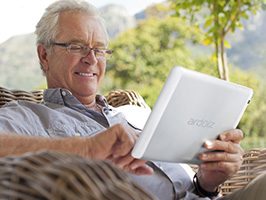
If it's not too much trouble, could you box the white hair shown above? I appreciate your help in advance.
[35,0,108,47]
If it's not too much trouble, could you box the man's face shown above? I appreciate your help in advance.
[40,11,108,102]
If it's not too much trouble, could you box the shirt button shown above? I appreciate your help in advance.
[61,91,67,96]
[74,132,81,136]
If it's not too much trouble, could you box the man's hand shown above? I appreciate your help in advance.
[197,129,244,192]
[86,124,153,176]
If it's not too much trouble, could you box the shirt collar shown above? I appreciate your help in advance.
[43,88,108,108]
[43,88,66,105]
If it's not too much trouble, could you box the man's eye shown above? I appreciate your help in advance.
[94,49,104,54]
[69,45,82,50]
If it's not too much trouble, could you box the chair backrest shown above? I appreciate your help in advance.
[0,87,43,107]
[0,87,149,109]
[106,89,150,109]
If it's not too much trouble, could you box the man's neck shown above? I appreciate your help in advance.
[76,95,97,109]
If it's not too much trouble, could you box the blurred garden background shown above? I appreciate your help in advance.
[0,0,265,149]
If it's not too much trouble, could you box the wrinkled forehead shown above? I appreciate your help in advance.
[55,11,109,47]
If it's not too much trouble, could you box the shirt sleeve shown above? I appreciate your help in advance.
[0,101,37,135]
[154,161,217,199]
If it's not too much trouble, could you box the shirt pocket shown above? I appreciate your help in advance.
[47,121,76,137]
[74,121,105,137]
[46,121,104,138]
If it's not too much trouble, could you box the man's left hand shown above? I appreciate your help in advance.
[197,129,244,192]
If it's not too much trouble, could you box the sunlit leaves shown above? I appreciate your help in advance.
[104,15,205,105]
[171,0,263,43]
[171,0,264,80]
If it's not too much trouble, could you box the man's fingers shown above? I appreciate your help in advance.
[199,161,240,175]
[90,124,136,159]
[99,124,153,176]
[112,156,153,175]
[113,154,135,168]
[128,160,154,175]
[130,165,154,175]
[204,140,240,154]
[92,123,153,176]
[219,129,244,143]
[110,124,136,157]
[199,151,242,162]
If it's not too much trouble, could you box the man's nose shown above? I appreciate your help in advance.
[81,50,98,65]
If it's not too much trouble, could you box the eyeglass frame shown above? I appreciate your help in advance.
[50,41,113,60]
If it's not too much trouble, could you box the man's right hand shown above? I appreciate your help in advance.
[86,124,154,176]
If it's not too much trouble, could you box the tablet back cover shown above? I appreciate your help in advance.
[132,67,253,164]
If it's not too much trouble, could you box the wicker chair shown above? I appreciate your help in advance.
[0,151,155,200]
[0,86,266,196]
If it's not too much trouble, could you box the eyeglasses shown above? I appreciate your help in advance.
[50,42,113,60]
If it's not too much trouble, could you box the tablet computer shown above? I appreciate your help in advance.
[131,67,253,164]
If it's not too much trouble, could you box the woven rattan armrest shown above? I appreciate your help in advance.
[220,148,266,195]
[0,151,154,199]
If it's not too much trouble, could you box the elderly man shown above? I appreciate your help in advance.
[0,0,265,199]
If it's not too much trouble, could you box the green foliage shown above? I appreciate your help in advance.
[171,0,264,80]
[229,68,266,138]
[241,136,266,150]
[172,0,263,43]
[102,15,207,106]
[101,4,266,143]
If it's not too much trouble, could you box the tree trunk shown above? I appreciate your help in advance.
[220,35,229,81]
[215,40,224,80]
[215,37,229,81]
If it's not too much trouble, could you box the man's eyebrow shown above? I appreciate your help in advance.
[67,39,86,44]
[93,41,108,48]
[66,40,107,48]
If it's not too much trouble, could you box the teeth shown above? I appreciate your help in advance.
[76,72,95,77]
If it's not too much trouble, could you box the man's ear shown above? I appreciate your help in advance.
[37,44,49,72]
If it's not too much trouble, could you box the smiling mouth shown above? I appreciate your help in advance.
[75,72,97,77]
